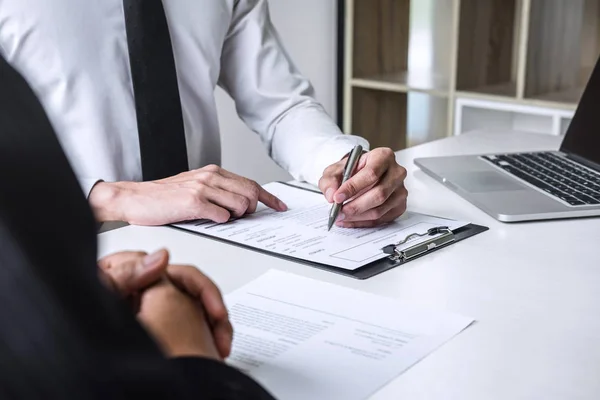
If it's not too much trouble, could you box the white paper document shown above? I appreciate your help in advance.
[225,270,474,400]
[175,182,468,270]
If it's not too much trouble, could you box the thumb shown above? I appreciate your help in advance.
[110,249,170,296]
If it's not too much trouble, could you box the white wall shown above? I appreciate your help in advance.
[217,0,338,184]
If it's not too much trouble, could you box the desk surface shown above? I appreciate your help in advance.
[99,130,600,400]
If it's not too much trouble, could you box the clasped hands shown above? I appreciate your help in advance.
[98,249,232,360]
[90,147,408,228]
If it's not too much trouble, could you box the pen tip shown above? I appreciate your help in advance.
[327,218,334,231]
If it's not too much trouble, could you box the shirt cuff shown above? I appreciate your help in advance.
[300,134,370,187]
[80,178,104,199]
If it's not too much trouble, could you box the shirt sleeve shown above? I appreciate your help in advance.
[218,0,370,186]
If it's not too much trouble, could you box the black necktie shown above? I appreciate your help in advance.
[123,0,189,181]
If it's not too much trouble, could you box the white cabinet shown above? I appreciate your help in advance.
[454,97,574,136]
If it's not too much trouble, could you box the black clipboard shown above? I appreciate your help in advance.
[171,182,489,280]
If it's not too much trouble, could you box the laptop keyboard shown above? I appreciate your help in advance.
[482,152,600,206]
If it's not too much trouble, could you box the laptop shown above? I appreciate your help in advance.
[414,59,600,222]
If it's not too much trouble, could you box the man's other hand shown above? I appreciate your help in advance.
[89,165,288,225]
[319,148,408,228]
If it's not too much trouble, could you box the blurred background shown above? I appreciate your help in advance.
[220,0,597,183]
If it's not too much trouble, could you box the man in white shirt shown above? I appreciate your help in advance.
[0,0,408,229]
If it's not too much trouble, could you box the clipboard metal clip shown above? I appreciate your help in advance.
[382,226,455,262]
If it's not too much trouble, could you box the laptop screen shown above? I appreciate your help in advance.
[560,56,600,168]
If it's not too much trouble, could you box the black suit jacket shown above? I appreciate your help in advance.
[0,56,275,400]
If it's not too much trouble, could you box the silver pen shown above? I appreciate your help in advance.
[328,145,363,231]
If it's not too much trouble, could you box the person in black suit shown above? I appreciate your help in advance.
[0,55,275,399]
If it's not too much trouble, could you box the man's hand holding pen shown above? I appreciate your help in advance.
[320,147,408,229]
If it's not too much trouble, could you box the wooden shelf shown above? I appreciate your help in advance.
[456,0,519,95]
[459,82,517,98]
[340,0,600,143]
[351,71,450,96]
[530,87,586,105]
[350,88,449,151]
[352,0,409,81]
[351,88,407,151]
[524,0,600,104]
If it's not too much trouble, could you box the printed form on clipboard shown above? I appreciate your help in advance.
[173,182,475,271]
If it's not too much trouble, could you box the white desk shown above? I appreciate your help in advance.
[98,130,600,400]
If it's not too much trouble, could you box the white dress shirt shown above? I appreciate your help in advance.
[0,0,368,196]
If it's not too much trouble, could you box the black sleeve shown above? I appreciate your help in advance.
[172,358,276,400]
[0,54,277,400]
